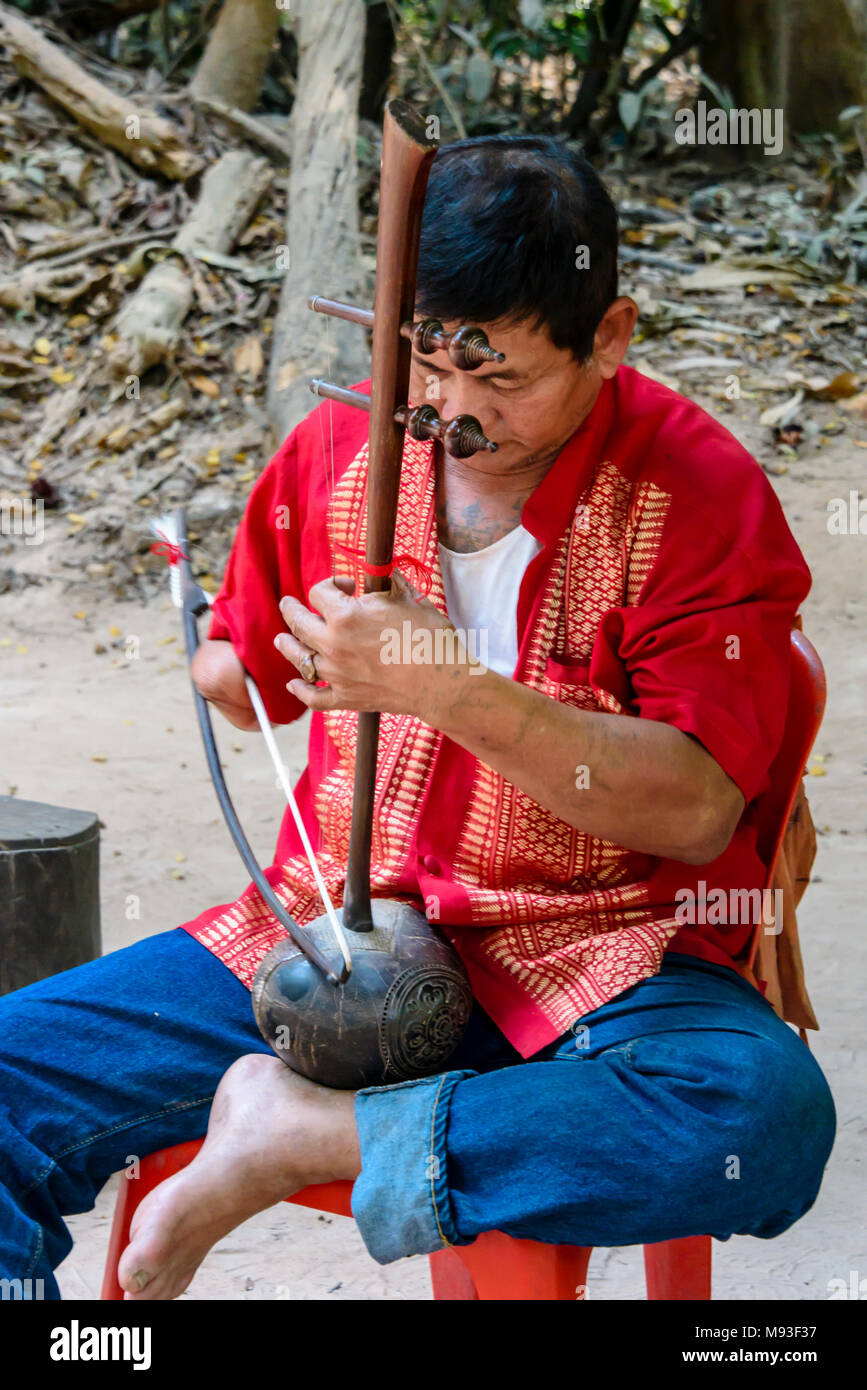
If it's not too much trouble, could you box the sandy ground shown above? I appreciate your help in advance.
[1,395,865,1300]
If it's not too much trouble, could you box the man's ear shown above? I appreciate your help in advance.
[592,297,639,379]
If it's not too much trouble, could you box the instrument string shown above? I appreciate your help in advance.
[313,303,338,890]
[327,312,336,583]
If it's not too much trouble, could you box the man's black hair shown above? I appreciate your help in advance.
[416,134,619,363]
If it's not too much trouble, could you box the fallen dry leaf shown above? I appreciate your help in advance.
[812,371,860,401]
[191,375,220,398]
[233,336,264,379]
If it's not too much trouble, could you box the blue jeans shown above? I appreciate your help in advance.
[0,929,835,1296]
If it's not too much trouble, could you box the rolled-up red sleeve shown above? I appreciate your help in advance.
[591,489,811,806]
[206,434,307,726]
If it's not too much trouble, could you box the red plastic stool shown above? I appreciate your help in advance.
[100,1138,710,1300]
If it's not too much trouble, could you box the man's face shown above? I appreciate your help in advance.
[408,316,594,474]
[408,298,639,473]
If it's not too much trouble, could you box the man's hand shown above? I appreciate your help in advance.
[275,573,470,717]
[191,639,259,731]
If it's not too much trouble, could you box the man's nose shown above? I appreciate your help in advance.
[437,373,498,437]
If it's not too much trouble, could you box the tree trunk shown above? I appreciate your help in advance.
[267,0,368,445]
[189,0,281,113]
[561,0,641,138]
[699,0,865,137]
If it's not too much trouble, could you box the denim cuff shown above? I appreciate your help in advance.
[351,1068,476,1265]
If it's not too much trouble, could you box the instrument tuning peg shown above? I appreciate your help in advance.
[447,325,506,370]
[401,404,497,458]
[406,319,505,370]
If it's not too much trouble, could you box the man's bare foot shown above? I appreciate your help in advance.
[117,1054,361,1300]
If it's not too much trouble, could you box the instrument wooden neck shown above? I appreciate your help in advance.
[342,102,438,934]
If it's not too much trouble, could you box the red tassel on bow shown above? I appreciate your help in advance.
[150,531,190,566]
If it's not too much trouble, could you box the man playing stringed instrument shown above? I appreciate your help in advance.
[0,133,834,1300]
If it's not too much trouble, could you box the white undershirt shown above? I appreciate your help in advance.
[438,525,542,677]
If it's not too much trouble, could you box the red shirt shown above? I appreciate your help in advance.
[182,365,811,1055]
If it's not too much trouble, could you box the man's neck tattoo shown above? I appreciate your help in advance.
[437,493,527,554]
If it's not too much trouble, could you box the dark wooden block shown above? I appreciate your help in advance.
[0,796,101,994]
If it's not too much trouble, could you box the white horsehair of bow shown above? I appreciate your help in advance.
[151,511,353,976]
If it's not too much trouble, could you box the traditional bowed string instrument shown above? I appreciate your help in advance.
[155,100,505,1090]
